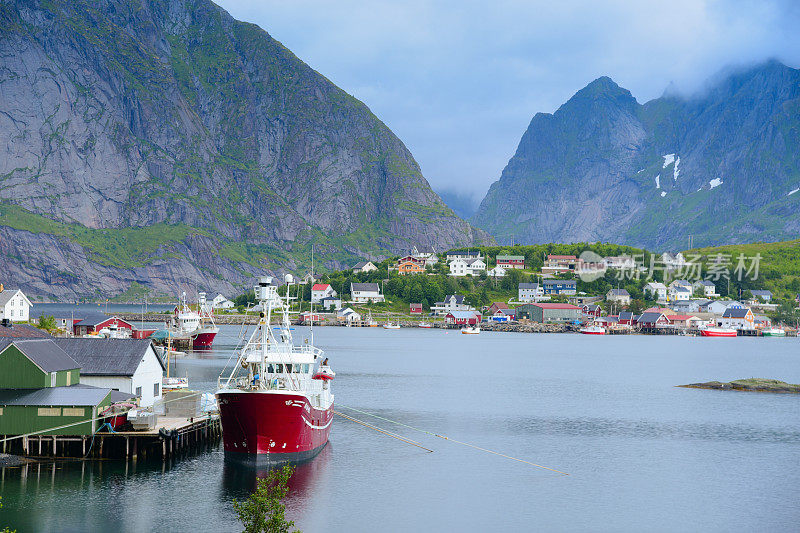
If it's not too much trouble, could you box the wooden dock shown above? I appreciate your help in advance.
[2,415,222,461]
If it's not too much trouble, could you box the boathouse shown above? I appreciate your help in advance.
[0,339,129,437]
[52,339,165,408]
[72,313,134,336]
[516,303,580,323]
[445,311,481,325]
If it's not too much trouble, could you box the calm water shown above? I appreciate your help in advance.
[2,327,800,531]
[32,303,175,319]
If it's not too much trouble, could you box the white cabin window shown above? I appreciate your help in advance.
[63,408,84,417]
[50,372,57,387]
[38,407,61,416]
[302,364,309,373]
[66,372,71,386]
[136,386,142,397]
[275,364,283,373]
[154,382,160,397]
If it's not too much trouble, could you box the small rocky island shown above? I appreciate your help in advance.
[679,379,800,393]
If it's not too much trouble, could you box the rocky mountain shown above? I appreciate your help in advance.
[473,60,800,249]
[0,0,490,300]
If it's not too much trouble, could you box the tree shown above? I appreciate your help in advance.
[37,315,57,332]
[233,465,298,533]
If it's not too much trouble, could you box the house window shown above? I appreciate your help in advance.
[154,382,160,397]
[63,408,84,417]
[10,310,13,317]
[0,408,4,415]
[51,372,57,387]
[38,407,61,416]
[135,386,142,397]
[66,372,71,386]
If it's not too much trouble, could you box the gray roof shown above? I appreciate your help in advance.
[0,323,53,339]
[445,294,466,304]
[0,339,79,372]
[696,280,716,286]
[0,384,115,407]
[0,289,29,307]
[750,290,772,296]
[674,286,691,293]
[518,283,539,290]
[52,338,164,376]
[447,249,481,257]
[608,289,630,296]
[543,279,577,286]
[352,262,369,269]
[637,312,664,324]
[723,308,750,318]
[351,283,380,292]
[73,313,128,327]
[619,311,633,320]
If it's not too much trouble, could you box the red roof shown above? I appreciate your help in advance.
[547,255,577,260]
[667,314,695,321]
[644,307,674,315]
[311,284,330,291]
[531,303,580,310]
[490,302,509,309]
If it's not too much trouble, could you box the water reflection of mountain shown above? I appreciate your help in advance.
[220,442,333,504]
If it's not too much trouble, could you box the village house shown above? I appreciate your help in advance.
[53,339,164,408]
[516,303,581,323]
[411,245,438,266]
[445,311,482,326]
[593,315,619,327]
[350,283,384,303]
[618,311,635,326]
[0,287,32,323]
[518,283,543,303]
[321,296,342,311]
[409,303,423,315]
[496,255,525,270]
[398,259,426,276]
[487,265,507,278]
[668,285,692,302]
[448,257,486,277]
[431,294,473,316]
[636,311,671,330]
[337,308,361,324]
[541,255,577,275]
[302,273,317,285]
[489,308,516,322]
[606,288,631,305]
[644,282,668,302]
[582,304,603,318]
[298,311,321,324]
[720,307,755,330]
[445,249,483,262]
[750,290,772,302]
[693,280,719,298]
[703,300,743,315]
[666,315,703,329]
[0,322,52,339]
[542,279,577,296]
[671,299,708,314]
[311,283,337,304]
[352,261,378,273]
[211,293,235,310]
[488,302,510,315]
[662,252,689,271]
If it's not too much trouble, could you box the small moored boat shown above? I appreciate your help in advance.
[418,322,433,329]
[461,326,480,335]
[761,327,786,337]
[580,325,606,335]
[383,322,401,329]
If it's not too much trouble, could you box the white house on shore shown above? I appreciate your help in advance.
[0,287,32,322]
[311,284,337,303]
[431,294,474,316]
[448,257,486,277]
[53,339,165,407]
[211,293,235,310]
[352,261,378,273]
[350,283,384,303]
[644,282,668,302]
[518,283,543,303]
[693,280,718,298]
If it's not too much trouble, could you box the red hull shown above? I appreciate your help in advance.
[216,390,333,464]
[192,331,217,349]
[700,329,737,337]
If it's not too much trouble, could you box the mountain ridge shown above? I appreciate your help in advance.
[472,60,800,249]
[0,0,491,299]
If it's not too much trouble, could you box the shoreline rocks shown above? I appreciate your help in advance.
[678,379,800,394]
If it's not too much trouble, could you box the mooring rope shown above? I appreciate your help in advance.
[334,411,433,453]
[337,403,569,475]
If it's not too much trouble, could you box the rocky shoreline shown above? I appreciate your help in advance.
[678,379,800,394]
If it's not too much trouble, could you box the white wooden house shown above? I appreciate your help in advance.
[0,288,32,322]
[350,283,384,303]
[311,284,337,303]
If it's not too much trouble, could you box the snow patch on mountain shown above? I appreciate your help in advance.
[709,178,723,189]
[655,175,660,189]
[662,154,675,168]
[788,188,799,196]
[673,156,680,180]
[661,191,667,197]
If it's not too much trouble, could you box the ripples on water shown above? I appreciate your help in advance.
[2,327,799,531]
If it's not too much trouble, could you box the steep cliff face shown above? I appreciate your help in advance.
[0,0,490,299]
[473,61,800,249]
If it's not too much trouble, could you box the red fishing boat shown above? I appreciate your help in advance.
[700,326,737,337]
[216,275,334,464]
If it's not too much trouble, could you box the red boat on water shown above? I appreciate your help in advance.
[170,292,219,349]
[216,275,334,464]
[700,326,737,337]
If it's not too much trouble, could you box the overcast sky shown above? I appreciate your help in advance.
[216,0,800,206]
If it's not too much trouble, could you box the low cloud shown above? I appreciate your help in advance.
[217,0,800,203]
